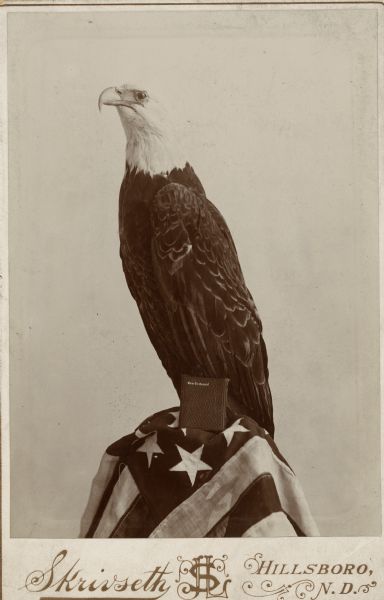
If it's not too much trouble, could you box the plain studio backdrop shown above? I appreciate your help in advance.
[8,7,380,538]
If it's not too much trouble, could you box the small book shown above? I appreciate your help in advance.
[179,374,229,432]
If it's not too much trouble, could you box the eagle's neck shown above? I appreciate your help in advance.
[124,128,184,176]
[118,108,186,176]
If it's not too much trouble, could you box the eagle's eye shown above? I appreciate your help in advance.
[135,90,148,102]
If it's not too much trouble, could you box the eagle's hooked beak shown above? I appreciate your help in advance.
[98,86,124,111]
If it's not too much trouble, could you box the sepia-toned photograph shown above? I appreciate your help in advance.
[5,5,381,545]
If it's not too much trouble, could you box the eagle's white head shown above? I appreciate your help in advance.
[98,84,186,176]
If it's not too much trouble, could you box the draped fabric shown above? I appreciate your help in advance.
[80,408,318,538]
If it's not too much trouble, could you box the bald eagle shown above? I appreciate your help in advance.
[99,84,274,437]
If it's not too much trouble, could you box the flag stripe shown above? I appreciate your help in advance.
[111,495,157,538]
[206,515,230,538]
[85,459,121,538]
[242,511,298,537]
[224,473,282,537]
[79,453,119,537]
[93,465,139,538]
[263,434,293,471]
[285,513,305,536]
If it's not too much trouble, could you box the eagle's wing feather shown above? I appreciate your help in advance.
[150,182,274,435]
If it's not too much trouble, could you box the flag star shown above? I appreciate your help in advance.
[167,410,180,428]
[136,432,163,467]
[134,428,151,439]
[222,419,249,446]
[181,428,187,436]
[170,445,212,486]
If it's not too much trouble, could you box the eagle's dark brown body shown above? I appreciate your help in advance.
[119,162,274,437]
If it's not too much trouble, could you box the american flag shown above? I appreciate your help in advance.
[80,408,318,538]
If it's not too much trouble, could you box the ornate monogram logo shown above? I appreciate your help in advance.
[176,555,231,599]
